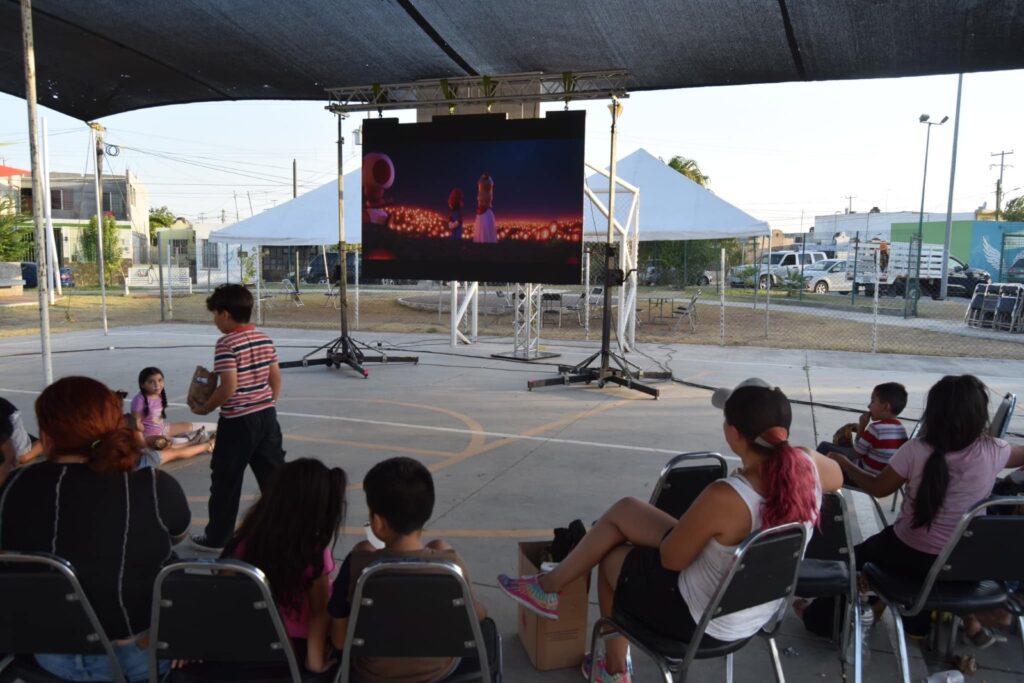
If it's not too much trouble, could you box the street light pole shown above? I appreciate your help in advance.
[912,114,947,312]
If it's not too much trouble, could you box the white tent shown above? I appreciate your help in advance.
[584,148,768,241]
[208,170,360,246]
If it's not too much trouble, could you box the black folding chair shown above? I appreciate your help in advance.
[148,559,323,683]
[795,491,861,683]
[0,551,126,683]
[588,523,808,683]
[650,452,729,519]
[863,497,1024,683]
[337,558,500,683]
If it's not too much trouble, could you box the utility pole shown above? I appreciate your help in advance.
[293,159,298,198]
[220,209,226,223]
[991,150,1014,221]
[843,195,856,214]
[233,191,240,221]
[88,121,109,335]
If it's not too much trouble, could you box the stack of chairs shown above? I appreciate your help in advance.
[964,283,1024,332]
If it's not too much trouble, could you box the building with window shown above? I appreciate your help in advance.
[15,170,150,265]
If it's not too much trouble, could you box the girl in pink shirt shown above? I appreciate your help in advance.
[832,375,1024,645]
[223,458,348,673]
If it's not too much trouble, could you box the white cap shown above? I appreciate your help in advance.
[711,377,774,410]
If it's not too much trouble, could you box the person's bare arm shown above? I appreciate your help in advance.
[329,616,348,652]
[268,363,282,404]
[829,452,906,497]
[809,449,843,492]
[304,575,334,673]
[15,439,43,466]
[191,371,237,415]
[1006,444,1024,469]
[660,482,741,572]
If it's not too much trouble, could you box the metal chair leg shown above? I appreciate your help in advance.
[888,606,912,683]
[725,652,733,683]
[849,595,863,683]
[766,636,786,683]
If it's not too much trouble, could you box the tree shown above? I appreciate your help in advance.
[80,212,122,285]
[1003,196,1024,222]
[668,155,710,188]
[149,205,176,245]
[0,198,34,261]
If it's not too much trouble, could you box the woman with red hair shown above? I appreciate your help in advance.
[0,376,190,682]
[498,379,841,683]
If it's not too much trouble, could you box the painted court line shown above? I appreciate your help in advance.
[0,385,739,461]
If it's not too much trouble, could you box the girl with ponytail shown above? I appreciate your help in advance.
[497,379,841,683]
[0,377,191,681]
[224,458,348,674]
[832,374,1024,645]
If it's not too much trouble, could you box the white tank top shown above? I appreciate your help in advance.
[676,463,819,641]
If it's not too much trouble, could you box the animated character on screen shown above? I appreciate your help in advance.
[473,173,498,244]
[448,188,464,241]
[362,152,395,226]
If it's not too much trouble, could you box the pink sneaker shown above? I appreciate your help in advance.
[496,574,559,619]
[580,652,632,683]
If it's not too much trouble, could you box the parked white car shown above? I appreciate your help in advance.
[729,251,828,289]
[803,259,851,294]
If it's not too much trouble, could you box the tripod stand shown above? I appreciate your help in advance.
[279,114,418,376]
[527,98,668,398]
[526,244,669,398]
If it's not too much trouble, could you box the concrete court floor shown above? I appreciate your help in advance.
[1,323,1022,682]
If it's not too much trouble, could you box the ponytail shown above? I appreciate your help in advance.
[912,449,949,528]
[159,389,168,420]
[88,424,140,474]
[758,428,819,528]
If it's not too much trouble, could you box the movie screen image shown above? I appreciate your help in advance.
[361,111,585,284]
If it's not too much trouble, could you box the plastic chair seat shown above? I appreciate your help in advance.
[609,606,751,662]
[796,559,850,599]
[863,563,1007,613]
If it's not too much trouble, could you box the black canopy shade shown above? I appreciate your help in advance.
[2,0,1023,121]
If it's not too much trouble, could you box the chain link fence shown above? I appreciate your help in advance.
[6,235,1024,361]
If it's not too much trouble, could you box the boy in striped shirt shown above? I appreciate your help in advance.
[821,382,908,478]
[188,284,285,551]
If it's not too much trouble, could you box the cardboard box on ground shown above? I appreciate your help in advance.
[517,541,591,671]
[187,366,217,409]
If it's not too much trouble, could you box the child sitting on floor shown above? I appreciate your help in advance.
[329,457,487,683]
[132,366,212,450]
[819,381,908,476]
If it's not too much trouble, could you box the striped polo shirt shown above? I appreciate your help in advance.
[213,325,278,419]
[853,418,908,474]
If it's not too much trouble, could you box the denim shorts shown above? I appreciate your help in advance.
[36,640,168,682]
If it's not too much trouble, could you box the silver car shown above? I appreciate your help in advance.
[803,259,851,294]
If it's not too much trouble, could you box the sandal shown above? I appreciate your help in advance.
[964,625,1007,649]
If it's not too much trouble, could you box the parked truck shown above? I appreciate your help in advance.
[728,250,828,289]
[850,242,990,298]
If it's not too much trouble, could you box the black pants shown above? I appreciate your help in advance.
[204,407,285,545]
[856,526,937,636]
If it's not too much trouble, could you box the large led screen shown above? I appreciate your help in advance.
[361,111,585,284]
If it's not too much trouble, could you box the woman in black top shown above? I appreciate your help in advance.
[0,376,191,682]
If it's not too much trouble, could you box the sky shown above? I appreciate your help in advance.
[1,68,1021,234]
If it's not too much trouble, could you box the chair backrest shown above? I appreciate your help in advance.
[900,498,1024,616]
[650,452,729,519]
[804,491,854,565]
[0,551,126,683]
[148,560,302,682]
[339,558,490,683]
[679,524,807,670]
[990,393,1017,438]
[689,289,702,307]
